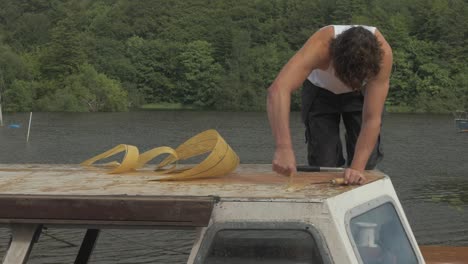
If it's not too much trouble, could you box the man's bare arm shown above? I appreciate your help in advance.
[347,30,393,181]
[267,27,331,176]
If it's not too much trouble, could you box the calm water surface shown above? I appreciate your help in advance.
[0,111,467,263]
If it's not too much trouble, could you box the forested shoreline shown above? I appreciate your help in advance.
[0,0,466,113]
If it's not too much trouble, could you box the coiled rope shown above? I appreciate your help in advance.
[81,129,239,181]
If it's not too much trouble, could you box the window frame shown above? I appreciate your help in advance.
[344,195,423,264]
[193,222,333,264]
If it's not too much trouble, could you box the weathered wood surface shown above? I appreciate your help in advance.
[0,164,384,200]
[420,246,468,264]
[0,164,384,201]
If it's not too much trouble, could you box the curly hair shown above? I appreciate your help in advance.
[329,26,383,91]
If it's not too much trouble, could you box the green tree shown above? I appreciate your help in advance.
[177,40,222,107]
[330,0,367,24]
[126,36,181,103]
[0,44,31,86]
[36,64,128,112]
[40,16,86,78]
[10,13,51,51]
[3,80,36,111]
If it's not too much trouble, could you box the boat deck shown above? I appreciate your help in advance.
[0,164,466,264]
[0,164,384,227]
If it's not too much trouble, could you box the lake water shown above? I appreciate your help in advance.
[0,111,467,263]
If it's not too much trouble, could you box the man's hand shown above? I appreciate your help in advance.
[343,168,366,185]
[272,147,297,177]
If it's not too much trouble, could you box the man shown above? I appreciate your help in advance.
[267,25,392,185]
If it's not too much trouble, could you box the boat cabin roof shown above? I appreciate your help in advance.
[0,164,384,202]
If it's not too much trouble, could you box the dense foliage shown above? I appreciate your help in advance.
[0,0,466,112]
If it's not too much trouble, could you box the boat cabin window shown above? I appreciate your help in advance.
[349,202,419,264]
[203,229,325,264]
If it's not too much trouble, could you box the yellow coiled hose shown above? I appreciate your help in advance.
[81,129,240,181]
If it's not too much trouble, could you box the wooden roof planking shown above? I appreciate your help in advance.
[0,164,384,202]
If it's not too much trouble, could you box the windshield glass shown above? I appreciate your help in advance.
[204,229,324,264]
[349,202,418,264]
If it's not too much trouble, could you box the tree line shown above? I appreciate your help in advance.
[0,0,466,112]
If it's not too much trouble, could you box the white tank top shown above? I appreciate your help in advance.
[307,25,377,94]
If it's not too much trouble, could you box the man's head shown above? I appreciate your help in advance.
[329,26,383,91]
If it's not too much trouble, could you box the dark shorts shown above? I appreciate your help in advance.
[301,80,383,169]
